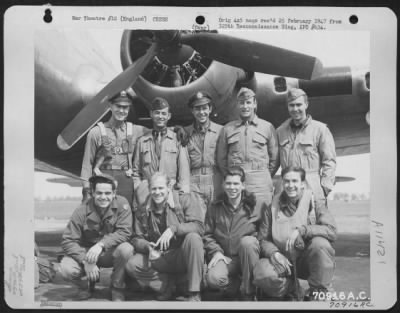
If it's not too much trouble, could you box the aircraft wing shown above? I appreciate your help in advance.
[35,159,84,182]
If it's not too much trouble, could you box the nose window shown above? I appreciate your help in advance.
[274,77,287,93]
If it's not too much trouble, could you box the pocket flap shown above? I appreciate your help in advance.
[227,132,240,144]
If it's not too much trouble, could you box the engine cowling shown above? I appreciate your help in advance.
[120,30,244,123]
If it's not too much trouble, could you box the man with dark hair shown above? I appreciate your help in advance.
[81,90,147,204]
[277,88,336,208]
[126,172,205,301]
[254,166,337,300]
[216,87,279,205]
[204,166,264,301]
[60,174,133,301]
[184,91,223,208]
[132,97,190,208]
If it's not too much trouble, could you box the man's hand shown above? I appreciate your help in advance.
[83,262,100,282]
[86,243,103,264]
[271,252,292,277]
[208,251,232,269]
[82,187,91,203]
[173,126,189,147]
[286,229,303,255]
[322,186,331,197]
[154,228,175,251]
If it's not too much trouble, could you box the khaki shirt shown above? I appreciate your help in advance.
[216,115,279,176]
[185,121,223,172]
[81,121,147,186]
[132,128,190,192]
[61,196,132,263]
[277,116,336,198]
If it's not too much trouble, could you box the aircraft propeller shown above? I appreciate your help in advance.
[57,30,324,150]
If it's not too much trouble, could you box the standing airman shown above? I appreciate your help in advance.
[276,88,336,208]
[216,87,279,205]
[184,91,223,209]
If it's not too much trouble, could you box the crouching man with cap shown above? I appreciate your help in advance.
[204,166,264,301]
[254,166,337,300]
[126,172,206,301]
[60,174,133,301]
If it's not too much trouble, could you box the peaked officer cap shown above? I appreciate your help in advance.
[109,90,132,106]
[187,91,212,108]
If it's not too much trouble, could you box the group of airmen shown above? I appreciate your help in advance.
[59,86,337,302]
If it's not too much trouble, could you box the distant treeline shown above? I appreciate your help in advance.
[331,192,370,201]
[36,196,82,201]
[36,192,369,202]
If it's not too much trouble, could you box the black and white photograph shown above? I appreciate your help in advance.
[3,6,397,310]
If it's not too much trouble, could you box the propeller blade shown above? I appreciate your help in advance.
[179,32,323,80]
[57,42,158,151]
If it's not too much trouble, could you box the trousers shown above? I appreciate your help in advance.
[244,170,273,205]
[190,172,222,209]
[254,237,335,297]
[206,236,260,295]
[102,169,134,205]
[59,242,133,289]
[126,233,204,293]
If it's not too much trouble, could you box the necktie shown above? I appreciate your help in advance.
[153,130,165,160]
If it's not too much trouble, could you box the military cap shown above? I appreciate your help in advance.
[187,91,212,108]
[287,88,307,102]
[109,90,132,106]
[151,97,170,111]
[237,87,256,100]
[89,174,117,189]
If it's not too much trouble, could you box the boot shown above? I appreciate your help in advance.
[111,287,126,301]
[72,280,94,301]
[176,292,201,301]
[156,287,174,301]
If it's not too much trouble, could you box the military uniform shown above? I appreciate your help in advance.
[132,128,190,194]
[254,189,337,298]
[126,191,205,294]
[216,115,279,205]
[81,121,147,204]
[276,88,336,207]
[185,121,223,207]
[204,191,265,296]
[132,98,190,206]
[81,91,147,204]
[60,195,133,290]
[276,116,336,205]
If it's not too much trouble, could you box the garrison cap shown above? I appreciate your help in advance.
[287,88,307,102]
[89,174,117,189]
[187,91,212,108]
[151,97,170,111]
[237,87,256,100]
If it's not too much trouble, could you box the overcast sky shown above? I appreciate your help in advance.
[35,29,370,199]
